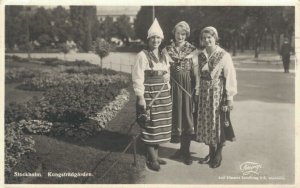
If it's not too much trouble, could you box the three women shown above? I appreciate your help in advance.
[132,19,237,171]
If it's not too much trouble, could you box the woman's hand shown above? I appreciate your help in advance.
[193,94,199,105]
[227,100,234,111]
[137,96,146,110]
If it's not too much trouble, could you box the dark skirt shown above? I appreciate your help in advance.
[170,68,195,141]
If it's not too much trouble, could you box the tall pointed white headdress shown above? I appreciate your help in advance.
[147,18,164,39]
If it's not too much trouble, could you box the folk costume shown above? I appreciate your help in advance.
[164,41,199,140]
[163,21,200,165]
[196,45,237,145]
[132,18,172,146]
[133,50,172,145]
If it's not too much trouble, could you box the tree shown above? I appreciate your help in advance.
[37,34,52,48]
[114,15,135,46]
[62,43,70,61]
[5,6,25,49]
[134,7,153,42]
[70,6,98,52]
[98,16,117,41]
[51,6,71,43]
[30,7,53,43]
[94,38,110,72]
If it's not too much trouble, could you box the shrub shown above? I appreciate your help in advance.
[5,102,33,123]
[64,67,118,75]
[41,58,97,67]
[17,120,53,134]
[94,38,111,70]
[5,68,42,83]
[5,122,36,174]
[20,73,129,91]
[43,82,122,124]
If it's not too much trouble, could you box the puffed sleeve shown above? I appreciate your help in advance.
[132,52,147,96]
[162,48,171,62]
[223,52,237,100]
[191,50,200,95]
[163,53,171,89]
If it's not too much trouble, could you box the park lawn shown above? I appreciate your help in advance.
[7,134,145,184]
[5,83,44,106]
[5,58,145,184]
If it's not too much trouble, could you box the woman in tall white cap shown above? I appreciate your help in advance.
[196,26,237,168]
[132,18,172,171]
[163,21,200,165]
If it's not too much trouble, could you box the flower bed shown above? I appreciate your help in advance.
[5,68,43,83]
[5,122,36,174]
[5,56,132,175]
[20,73,129,91]
[90,89,130,129]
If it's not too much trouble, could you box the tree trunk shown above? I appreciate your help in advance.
[263,34,267,51]
[255,47,259,58]
[271,33,275,51]
[254,37,260,58]
[232,37,236,56]
[240,37,244,53]
[100,57,103,73]
[275,33,281,54]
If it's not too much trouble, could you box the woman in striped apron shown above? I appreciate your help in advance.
[196,26,237,168]
[132,18,172,171]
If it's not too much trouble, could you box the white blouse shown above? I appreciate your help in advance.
[202,46,237,100]
[132,51,170,96]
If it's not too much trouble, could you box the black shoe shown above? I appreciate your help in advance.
[199,146,216,165]
[157,158,167,165]
[209,157,222,168]
[146,161,160,171]
[209,147,222,168]
[198,154,211,164]
[183,154,193,165]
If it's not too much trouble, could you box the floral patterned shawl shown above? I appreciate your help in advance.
[165,41,197,63]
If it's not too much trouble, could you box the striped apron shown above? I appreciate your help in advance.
[138,70,172,145]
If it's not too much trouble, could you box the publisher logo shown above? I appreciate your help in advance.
[240,162,262,176]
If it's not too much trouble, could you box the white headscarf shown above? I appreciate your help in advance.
[201,26,219,40]
[147,18,164,39]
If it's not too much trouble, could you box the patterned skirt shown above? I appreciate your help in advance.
[138,73,172,145]
[195,78,235,145]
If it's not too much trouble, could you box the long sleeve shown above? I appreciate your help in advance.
[222,53,237,100]
[132,52,147,96]
[192,52,200,95]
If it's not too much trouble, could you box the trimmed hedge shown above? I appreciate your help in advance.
[5,68,42,83]
[19,73,129,91]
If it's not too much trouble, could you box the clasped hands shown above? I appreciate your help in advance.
[221,100,234,112]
